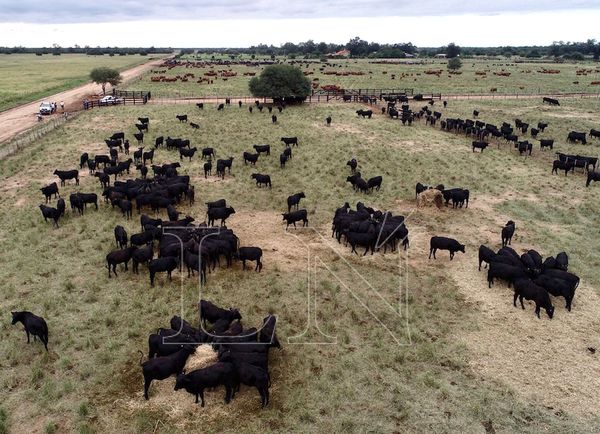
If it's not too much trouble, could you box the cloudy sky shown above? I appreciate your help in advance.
[0,0,598,47]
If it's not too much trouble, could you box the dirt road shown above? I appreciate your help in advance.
[0,57,166,144]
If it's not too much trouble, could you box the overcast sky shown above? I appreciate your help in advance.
[0,0,598,47]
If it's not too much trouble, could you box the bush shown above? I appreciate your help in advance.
[447,57,462,71]
[248,64,311,102]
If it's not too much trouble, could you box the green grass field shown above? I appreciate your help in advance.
[126,56,600,98]
[0,98,599,433]
[0,54,152,112]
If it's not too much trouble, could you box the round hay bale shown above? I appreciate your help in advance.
[417,189,443,209]
[184,345,218,371]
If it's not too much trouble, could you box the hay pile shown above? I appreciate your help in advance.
[184,345,218,371]
[417,189,443,209]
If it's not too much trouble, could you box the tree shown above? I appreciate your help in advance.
[90,67,122,95]
[445,43,461,58]
[447,57,462,71]
[248,64,311,102]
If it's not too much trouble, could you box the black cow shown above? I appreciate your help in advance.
[106,246,137,277]
[567,131,586,144]
[174,363,236,406]
[134,132,144,145]
[282,209,308,229]
[501,220,515,247]
[243,152,259,165]
[279,153,289,168]
[11,311,48,351]
[207,206,236,226]
[148,257,178,286]
[552,160,573,176]
[114,225,128,249]
[356,109,373,118]
[199,300,241,327]
[203,161,212,178]
[515,141,532,156]
[79,153,89,169]
[367,176,382,192]
[155,136,164,148]
[176,114,188,123]
[326,116,332,126]
[180,147,197,161]
[202,147,216,159]
[53,169,79,186]
[478,245,496,271]
[251,173,271,188]
[540,139,554,150]
[138,117,149,125]
[271,115,277,124]
[253,144,270,156]
[217,157,234,174]
[206,199,226,209]
[237,247,263,271]
[429,236,465,260]
[281,137,298,147]
[487,262,528,288]
[346,158,357,173]
[132,244,154,274]
[40,182,59,203]
[217,103,224,111]
[140,346,195,400]
[542,97,560,106]
[136,123,148,132]
[534,275,576,311]
[287,192,305,212]
[110,132,125,141]
[38,204,60,228]
[590,129,600,140]
[230,362,270,407]
[143,149,154,165]
[586,171,600,187]
[513,279,554,319]
[196,103,204,109]
[190,122,200,129]
[472,141,489,152]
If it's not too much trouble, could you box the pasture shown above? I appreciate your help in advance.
[0,54,151,112]
[0,98,600,433]
[127,56,600,98]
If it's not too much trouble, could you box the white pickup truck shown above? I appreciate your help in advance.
[39,102,53,115]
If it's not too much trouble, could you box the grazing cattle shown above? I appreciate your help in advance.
[556,252,569,271]
[367,176,383,192]
[109,148,118,161]
[106,246,137,277]
[543,97,560,106]
[279,153,289,168]
[513,279,554,319]
[478,245,496,271]
[140,214,162,231]
[207,206,236,226]
[199,300,241,327]
[155,136,164,148]
[69,193,84,215]
[243,152,259,165]
[183,250,206,284]
[217,103,224,111]
[346,159,357,173]
[356,109,373,118]
[540,139,554,150]
[123,139,130,155]
[134,132,144,145]
[147,331,195,358]
[442,188,470,208]
[542,269,580,290]
[138,117,149,125]
[118,199,133,220]
[133,147,144,164]
[76,192,98,210]
[196,103,204,109]
[148,257,178,286]
[253,144,270,156]
[94,172,110,188]
[248,106,253,113]
[326,116,332,126]
[11,311,48,351]
[87,160,96,174]
[56,198,65,216]
[167,205,179,222]
[179,147,197,161]
[140,346,195,400]
[95,154,112,168]
[429,236,465,260]
[473,110,479,118]
[190,122,200,129]
[487,262,528,288]
[176,114,188,122]
[501,221,516,247]
[587,171,600,187]
[136,164,148,178]
[39,204,60,227]
[143,149,154,165]
[530,128,539,138]
[136,123,148,133]
[53,169,79,186]
[271,115,277,124]
[534,275,576,311]
[472,141,489,152]
[114,225,128,249]
[202,147,216,159]
[281,137,298,147]
[567,131,587,144]
[590,129,600,140]
[237,247,263,271]
[251,173,271,188]
[203,161,212,178]
[105,138,122,149]
[552,160,573,176]
[230,362,270,407]
[287,192,305,212]
[282,209,308,229]
[515,141,533,156]
[130,230,158,247]
[174,363,236,406]
[537,122,548,132]
[40,182,59,203]
[216,157,234,174]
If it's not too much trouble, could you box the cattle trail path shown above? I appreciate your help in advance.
[0,57,166,145]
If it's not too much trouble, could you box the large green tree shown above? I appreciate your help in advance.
[90,67,122,95]
[248,64,311,101]
[445,43,461,58]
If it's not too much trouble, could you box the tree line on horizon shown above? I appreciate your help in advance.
[1,38,598,60]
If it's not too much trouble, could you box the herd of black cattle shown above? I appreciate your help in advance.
[11,95,597,409]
